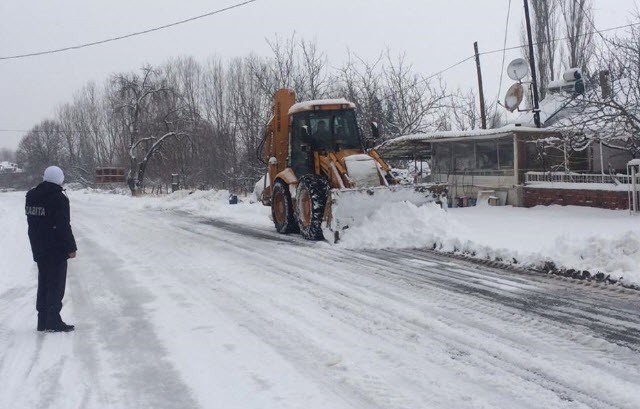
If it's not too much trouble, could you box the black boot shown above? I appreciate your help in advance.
[47,321,75,333]
[37,314,46,332]
[45,312,74,332]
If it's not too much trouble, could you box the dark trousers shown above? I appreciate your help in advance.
[36,256,68,322]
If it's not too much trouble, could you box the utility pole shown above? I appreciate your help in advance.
[523,0,541,128]
[473,41,487,129]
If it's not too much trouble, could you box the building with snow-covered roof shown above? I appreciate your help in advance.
[379,79,637,209]
[378,125,574,206]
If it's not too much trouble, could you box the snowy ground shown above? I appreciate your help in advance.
[1,189,640,409]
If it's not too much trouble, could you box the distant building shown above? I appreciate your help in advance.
[0,161,23,174]
[0,161,28,189]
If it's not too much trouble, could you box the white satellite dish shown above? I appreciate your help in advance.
[507,58,529,81]
[504,83,524,112]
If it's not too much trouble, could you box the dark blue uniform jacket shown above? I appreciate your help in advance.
[25,181,77,262]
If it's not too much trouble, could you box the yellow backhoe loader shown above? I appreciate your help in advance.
[259,88,442,243]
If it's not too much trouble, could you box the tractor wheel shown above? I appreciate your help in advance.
[295,174,330,240]
[271,179,297,234]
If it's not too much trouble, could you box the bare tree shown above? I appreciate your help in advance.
[558,20,640,160]
[295,39,329,100]
[561,0,595,72]
[16,120,65,179]
[335,52,385,141]
[201,57,237,187]
[449,89,504,131]
[113,65,191,193]
[450,89,480,131]
[523,0,561,99]
[382,52,450,137]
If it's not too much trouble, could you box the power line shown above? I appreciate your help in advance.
[423,56,477,81]
[580,2,627,69]
[426,20,640,83]
[0,129,101,135]
[495,0,513,104]
[0,0,259,61]
[385,19,640,102]
[3,14,639,133]
[479,20,640,57]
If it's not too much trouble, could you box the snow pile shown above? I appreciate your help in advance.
[338,202,459,250]
[252,175,269,203]
[140,189,271,228]
[338,202,640,285]
[552,232,640,276]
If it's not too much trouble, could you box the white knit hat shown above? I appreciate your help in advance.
[43,166,65,186]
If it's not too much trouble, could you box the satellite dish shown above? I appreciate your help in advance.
[504,83,524,112]
[507,58,529,81]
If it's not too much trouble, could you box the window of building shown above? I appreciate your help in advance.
[475,141,498,170]
[433,144,451,173]
[497,141,514,169]
[453,142,475,172]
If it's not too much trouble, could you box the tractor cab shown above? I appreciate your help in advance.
[288,101,362,177]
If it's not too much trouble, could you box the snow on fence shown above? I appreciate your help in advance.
[525,171,638,185]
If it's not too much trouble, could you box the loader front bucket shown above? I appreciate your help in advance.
[322,183,443,243]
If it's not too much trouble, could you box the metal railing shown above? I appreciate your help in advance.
[525,171,638,185]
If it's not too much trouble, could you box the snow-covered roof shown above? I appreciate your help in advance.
[386,124,555,143]
[288,98,356,115]
[628,159,640,166]
[376,124,560,159]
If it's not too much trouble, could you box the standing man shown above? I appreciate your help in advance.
[25,166,77,332]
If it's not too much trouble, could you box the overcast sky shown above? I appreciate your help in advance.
[0,0,636,150]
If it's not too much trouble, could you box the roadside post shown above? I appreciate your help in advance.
[171,173,180,192]
[629,159,640,214]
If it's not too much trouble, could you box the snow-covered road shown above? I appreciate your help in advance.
[1,191,640,409]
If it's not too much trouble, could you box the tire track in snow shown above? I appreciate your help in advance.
[173,217,640,408]
[61,222,203,409]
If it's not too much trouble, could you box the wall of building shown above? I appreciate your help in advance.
[523,187,629,210]
[591,143,633,173]
[434,173,520,206]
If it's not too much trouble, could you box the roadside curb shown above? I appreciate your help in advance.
[425,247,640,293]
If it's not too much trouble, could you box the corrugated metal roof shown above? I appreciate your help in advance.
[377,125,560,159]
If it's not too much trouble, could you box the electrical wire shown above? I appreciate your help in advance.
[580,3,627,69]
[496,0,513,104]
[2,15,639,134]
[0,0,258,61]
[479,20,640,58]
[0,129,95,133]
[381,19,640,103]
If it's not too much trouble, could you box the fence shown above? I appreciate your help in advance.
[525,171,638,185]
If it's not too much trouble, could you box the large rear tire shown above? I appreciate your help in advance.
[295,174,330,240]
[271,179,297,234]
